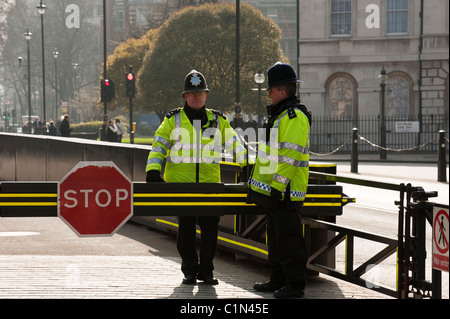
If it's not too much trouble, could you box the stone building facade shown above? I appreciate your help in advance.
[297,0,448,126]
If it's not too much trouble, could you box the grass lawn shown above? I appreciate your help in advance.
[121,137,153,145]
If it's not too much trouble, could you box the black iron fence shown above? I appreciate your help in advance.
[310,114,449,154]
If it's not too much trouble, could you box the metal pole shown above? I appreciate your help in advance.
[380,81,387,160]
[257,82,261,128]
[129,96,134,144]
[39,1,47,133]
[128,65,134,144]
[351,127,358,173]
[103,0,108,130]
[27,35,32,134]
[297,0,300,95]
[235,0,240,110]
[54,55,58,119]
[437,130,447,182]
[397,183,405,299]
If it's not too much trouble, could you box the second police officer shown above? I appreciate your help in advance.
[146,70,248,285]
[248,62,311,298]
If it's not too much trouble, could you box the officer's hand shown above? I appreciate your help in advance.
[240,164,254,182]
[269,188,282,209]
[146,170,165,183]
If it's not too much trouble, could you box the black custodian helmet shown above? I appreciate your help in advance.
[266,62,302,90]
[182,70,210,95]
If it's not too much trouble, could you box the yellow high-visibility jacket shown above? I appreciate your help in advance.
[146,107,246,183]
[248,100,310,202]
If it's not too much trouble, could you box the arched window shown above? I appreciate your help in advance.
[385,72,413,119]
[326,73,358,120]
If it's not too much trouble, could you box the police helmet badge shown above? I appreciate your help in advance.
[190,73,201,87]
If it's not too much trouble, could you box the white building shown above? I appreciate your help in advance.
[297,0,448,124]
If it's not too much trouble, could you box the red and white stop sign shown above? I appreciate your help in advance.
[58,162,133,236]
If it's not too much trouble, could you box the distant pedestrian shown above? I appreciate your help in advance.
[106,120,118,142]
[33,118,41,134]
[115,119,124,142]
[48,121,58,136]
[59,114,72,137]
[245,114,258,130]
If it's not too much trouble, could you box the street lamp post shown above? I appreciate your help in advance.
[37,0,47,133]
[24,28,32,134]
[53,48,59,120]
[254,67,265,127]
[378,67,388,160]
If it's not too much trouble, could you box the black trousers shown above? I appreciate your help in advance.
[265,201,307,289]
[177,215,220,277]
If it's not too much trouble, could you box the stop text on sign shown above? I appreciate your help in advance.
[63,189,129,208]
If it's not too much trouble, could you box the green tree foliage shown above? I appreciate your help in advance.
[138,3,287,116]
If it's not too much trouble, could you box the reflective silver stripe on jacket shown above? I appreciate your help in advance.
[154,136,172,149]
[249,178,306,198]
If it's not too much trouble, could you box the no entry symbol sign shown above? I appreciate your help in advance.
[432,207,449,272]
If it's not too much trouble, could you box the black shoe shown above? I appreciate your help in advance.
[273,284,304,299]
[197,274,219,285]
[253,280,283,292]
[182,274,197,285]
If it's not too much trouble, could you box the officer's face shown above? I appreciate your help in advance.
[184,92,208,110]
[267,86,287,105]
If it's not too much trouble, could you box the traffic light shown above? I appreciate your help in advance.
[2,111,5,119]
[125,72,135,98]
[101,79,115,102]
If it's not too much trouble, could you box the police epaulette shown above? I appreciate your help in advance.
[165,108,181,119]
[212,109,226,119]
[287,107,297,119]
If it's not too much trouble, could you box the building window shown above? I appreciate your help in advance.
[386,75,410,119]
[387,0,408,34]
[114,10,124,30]
[267,8,278,23]
[328,76,354,119]
[331,0,352,35]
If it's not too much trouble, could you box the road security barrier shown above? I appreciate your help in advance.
[0,181,353,218]
[0,176,353,262]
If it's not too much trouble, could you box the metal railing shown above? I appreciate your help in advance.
[310,128,449,182]
[310,114,449,153]
[306,171,448,299]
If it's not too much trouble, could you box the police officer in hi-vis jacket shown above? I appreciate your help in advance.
[146,70,247,285]
[249,62,312,298]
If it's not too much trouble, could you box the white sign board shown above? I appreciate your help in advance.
[432,207,449,272]
[395,121,420,133]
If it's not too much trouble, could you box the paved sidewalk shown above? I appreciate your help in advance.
[0,254,390,299]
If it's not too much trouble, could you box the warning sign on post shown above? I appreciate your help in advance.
[432,207,449,272]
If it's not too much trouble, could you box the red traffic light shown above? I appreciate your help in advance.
[101,79,115,102]
[127,73,134,81]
